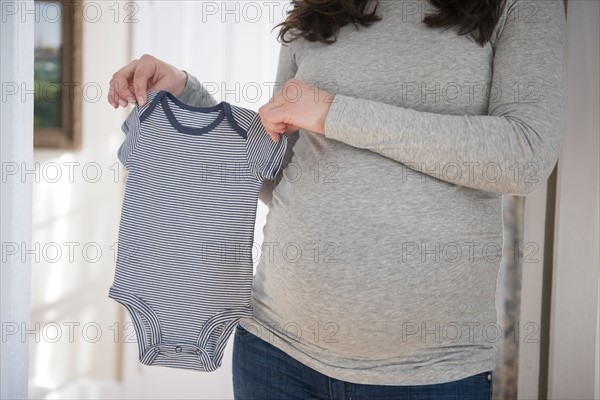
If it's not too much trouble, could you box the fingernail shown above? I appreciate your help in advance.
[127,97,136,103]
[119,99,127,107]
[137,96,145,106]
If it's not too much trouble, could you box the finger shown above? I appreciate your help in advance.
[263,104,291,131]
[109,85,128,108]
[259,98,288,141]
[131,61,155,106]
[269,124,286,142]
[111,62,138,107]
[107,87,118,108]
[261,121,283,142]
[263,120,285,140]
[267,131,280,142]
[259,101,287,132]
[261,122,282,142]
[108,80,124,108]
[272,122,286,133]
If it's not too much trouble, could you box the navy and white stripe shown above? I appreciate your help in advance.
[109,90,288,372]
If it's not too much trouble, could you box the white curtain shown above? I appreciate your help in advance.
[131,1,291,110]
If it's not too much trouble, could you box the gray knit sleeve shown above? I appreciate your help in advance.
[178,70,220,107]
[258,38,300,205]
[323,0,567,196]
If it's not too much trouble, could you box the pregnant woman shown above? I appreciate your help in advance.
[108,0,566,398]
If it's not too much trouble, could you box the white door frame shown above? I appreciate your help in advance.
[0,0,34,398]
[519,1,600,398]
[548,1,600,398]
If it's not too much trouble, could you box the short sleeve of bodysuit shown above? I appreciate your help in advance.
[245,115,289,182]
[109,90,288,372]
[117,105,141,168]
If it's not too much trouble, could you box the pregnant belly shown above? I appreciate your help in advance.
[251,170,503,359]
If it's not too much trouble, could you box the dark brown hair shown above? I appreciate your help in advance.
[275,0,507,47]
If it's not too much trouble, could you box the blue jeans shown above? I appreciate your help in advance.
[232,324,493,400]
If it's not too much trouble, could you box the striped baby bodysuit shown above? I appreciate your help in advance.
[109,89,288,372]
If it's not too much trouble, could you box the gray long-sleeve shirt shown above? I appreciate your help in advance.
[180,0,566,385]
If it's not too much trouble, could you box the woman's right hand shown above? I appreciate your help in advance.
[107,54,187,108]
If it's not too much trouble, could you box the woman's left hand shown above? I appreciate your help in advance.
[258,78,336,142]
